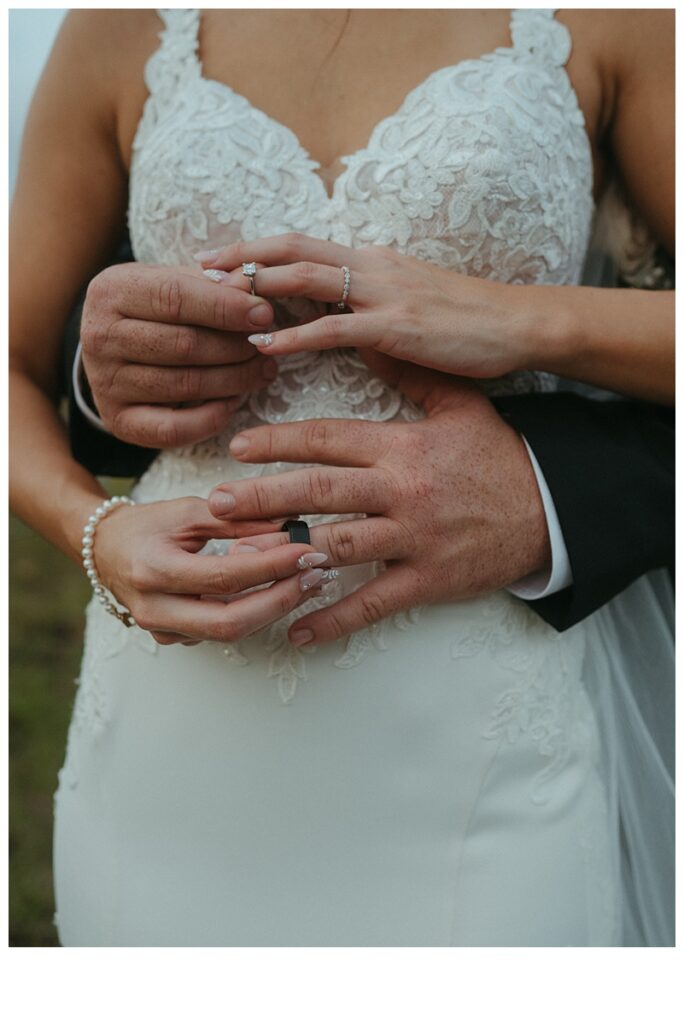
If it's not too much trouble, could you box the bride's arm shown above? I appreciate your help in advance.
[10,12,323,644]
[10,11,131,557]
[198,11,673,403]
[531,7,674,399]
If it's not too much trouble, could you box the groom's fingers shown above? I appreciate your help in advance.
[229,517,413,566]
[288,565,424,646]
[246,313,376,355]
[209,467,392,521]
[115,398,243,449]
[110,355,274,403]
[226,417,395,467]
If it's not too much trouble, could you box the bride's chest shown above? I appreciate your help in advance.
[129,54,594,285]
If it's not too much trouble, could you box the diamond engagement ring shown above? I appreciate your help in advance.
[242,261,258,295]
[337,265,351,310]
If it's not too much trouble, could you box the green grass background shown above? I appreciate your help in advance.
[9,515,90,945]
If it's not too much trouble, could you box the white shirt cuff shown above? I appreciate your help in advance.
[508,436,573,600]
[72,341,109,433]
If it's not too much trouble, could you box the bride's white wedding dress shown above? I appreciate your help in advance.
[53,9,674,946]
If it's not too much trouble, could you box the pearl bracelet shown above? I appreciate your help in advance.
[81,496,137,628]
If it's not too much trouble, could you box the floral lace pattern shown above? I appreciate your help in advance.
[117,8,596,700]
[449,595,589,803]
[128,7,593,456]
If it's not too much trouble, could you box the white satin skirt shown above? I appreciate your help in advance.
[54,581,622,947]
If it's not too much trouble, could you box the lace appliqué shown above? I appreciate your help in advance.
[120,8,596,703]
[451,596,589,803]
[59,601,159,789]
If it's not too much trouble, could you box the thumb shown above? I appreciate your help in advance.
[360,351,477,415]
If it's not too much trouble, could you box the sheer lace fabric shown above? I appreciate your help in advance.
[53,9,673,946]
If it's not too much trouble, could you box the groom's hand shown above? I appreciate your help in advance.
[207,358,552,646]
[80,263,276,448]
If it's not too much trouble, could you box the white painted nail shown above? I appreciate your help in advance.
[299,568,325,591]
[203,269,230,283]
[247,333,274,347]
[296,553,328,569]
[193,248,222,262]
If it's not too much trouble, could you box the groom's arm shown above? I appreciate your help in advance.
[61,235,157,477]
[493,392,674,631]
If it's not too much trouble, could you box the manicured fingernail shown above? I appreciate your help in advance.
[232,544,258,554]
[248,305,272,327]
[299,568,324,591]
[291,627,315,647]
[229,435,249,456]
[193,248,222,263]
[248,333,274,347]
[296,553,328,569]
[209,492,236,516]
[202,269,231,283]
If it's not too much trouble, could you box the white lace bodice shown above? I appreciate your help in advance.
[128,7,594,498]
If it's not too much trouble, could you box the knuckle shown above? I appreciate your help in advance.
[130,599,154,632]
[284,232,305,257]
[321,609,347,641]
[172,325,197,363]
[293,261,315,287]
[275,590,294,618]
[371,244,398,263]
[249,481,271,518]
[303,419,332,449]
[153,277,184,321]
[210,565,239,595]
[322,317,339,342]
[306,469,334,507]
[154,417,181,449]
[359,590,389,626]
[128,564,154,593]
[326,522,357,563]
[176,366,202,401]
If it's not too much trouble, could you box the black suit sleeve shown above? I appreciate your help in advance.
[492,393,674,632]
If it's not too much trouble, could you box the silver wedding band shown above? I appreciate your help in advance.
[242,261,258,296]
[337,265,351,310]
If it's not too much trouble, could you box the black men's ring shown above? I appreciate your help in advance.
[282,519,311,544]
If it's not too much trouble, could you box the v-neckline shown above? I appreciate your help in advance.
[192,17,520,201]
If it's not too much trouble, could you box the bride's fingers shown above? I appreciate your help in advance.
[246,312,379,356]
[288,564,424,647]
[201,261,268,292]
[135,573,329,643]
[197,234,362,273]
[215,262,366,306]
[157,542,324,595]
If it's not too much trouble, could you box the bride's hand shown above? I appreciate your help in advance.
[197,233,542,379]
[90,498,328,646]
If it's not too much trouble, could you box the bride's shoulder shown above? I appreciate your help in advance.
[49,11,163,166]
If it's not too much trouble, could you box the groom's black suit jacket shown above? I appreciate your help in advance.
[63,241,674,633]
